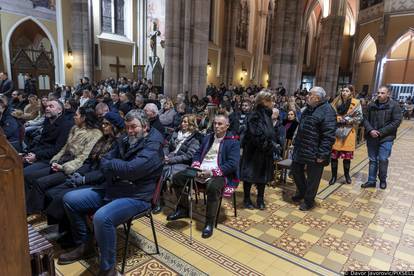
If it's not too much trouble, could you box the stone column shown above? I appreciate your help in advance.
[220,0,240,86]
[71,0,93,82]
[371,15,389,96]
[137,0,147,65]
[269,0,305,94]
[252,0,269,85]
[315,0,346,97]
[164,0,210,98]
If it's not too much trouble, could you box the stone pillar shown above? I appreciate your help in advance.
[315,0,346,97]
[269,0,305,94]
[253,0,269,85]
[164,0,210,98]
[220,0,240,86]
[137,0,147,65]
[71,0,93,82]
[371,15,389,96]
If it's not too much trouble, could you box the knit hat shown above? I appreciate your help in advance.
[104,111,125,130]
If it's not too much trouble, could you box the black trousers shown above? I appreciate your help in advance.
[24,161,67,214]
[291,161,324,206]
[172,170,225,213]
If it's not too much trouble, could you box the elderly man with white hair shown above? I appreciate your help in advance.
[290,86,337,211]
[143,103,164,136]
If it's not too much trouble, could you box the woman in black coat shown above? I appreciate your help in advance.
[241,91,280,210]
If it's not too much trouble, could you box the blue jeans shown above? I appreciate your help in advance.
[63,188,151,270]
[366,137,393,182]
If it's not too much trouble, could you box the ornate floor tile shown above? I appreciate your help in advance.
[223,216,256,232]
[350,201,379,213]
[317,234,356,255]
[342,257,377,272]
[301,215,331,231]
[400,234,414,248]
[129,259,178,276]
[391,258,414,271]
[359,233,397,256]
[372,216,403,232]
[336,215,367,231]
[265,214,295,231]
[319,201,346,213]
[273,234,313,257]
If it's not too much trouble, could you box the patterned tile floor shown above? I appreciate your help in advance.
[30,121,414,275]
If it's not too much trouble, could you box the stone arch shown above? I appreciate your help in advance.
[354,34,377,93]
[3,16,60,84]
[356,34,377,63]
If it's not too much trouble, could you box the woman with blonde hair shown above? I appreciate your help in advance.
[159,97,177,127]
[153,114,202,213]
[241,90,282,210]
[329,85,363,185]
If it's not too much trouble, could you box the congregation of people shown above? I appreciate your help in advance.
[0,73,405,276]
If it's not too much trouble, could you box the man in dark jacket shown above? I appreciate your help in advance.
[167,113,240,238]
[291,87,337,211]
[0,94,21,151]
[24,73,37,95]
[361,86,402,189]
[0,72,14,97]
[58,109,164,275]
[144,103,164,136]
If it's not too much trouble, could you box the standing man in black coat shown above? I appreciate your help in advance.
[361,86,402,189]
[24,73,37,96]
[291,87,337,211]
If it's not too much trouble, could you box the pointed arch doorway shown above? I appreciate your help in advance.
[7,19,55,96]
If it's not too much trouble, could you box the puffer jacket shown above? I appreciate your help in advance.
[51,126,103,174]
[101,128,164,201]
[363,99,402,143]
[292,100,337,166]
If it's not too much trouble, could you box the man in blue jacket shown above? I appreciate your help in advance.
[58,109,164,276]
[167,112,240,238]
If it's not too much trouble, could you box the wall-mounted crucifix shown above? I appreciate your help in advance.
[109,56,126,80]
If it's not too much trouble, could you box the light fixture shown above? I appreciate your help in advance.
[207,60,212,71]
[66,40,73,69]
[240,63,248,82]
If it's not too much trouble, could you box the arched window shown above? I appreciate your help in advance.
[101,0,125,35]
[236,0,249,49]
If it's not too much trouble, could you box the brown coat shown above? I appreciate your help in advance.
[332,98,361,152]
[12,103,40,121]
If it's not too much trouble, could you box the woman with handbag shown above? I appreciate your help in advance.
[329,85,363,185]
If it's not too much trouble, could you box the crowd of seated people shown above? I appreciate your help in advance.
[0,75,378,275]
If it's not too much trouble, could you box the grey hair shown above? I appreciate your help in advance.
[144,103,159,114]
[125,109,150,129]
[310,86,326,100]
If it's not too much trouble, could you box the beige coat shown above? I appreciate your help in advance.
[51,126,103,174]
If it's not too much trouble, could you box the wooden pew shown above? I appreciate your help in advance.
[0,129,31,275]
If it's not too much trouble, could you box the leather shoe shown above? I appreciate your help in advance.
[97,267,118,276]
[256,201,266,210]
[299,202,314,211]
[328,176,337,185]
[291,194,303,203]
[57,240,96,265]
[361,181,376,188]
[379,181,387,189]
[166,209,188,221]
[243,200,254,210]
[202,224,214,238]
[152,204,163,214]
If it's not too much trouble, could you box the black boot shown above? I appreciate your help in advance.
[361,181,376,188]
[256,183,266,210]
[202,200,219,239]
[243,182,254,209]
[152,196,164,214]
[379,160,388,189]
[57,239,96,265]
[343,159,352,184]
[329,159,338,185]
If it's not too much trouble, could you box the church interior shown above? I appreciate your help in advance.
[1,0,414,275]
